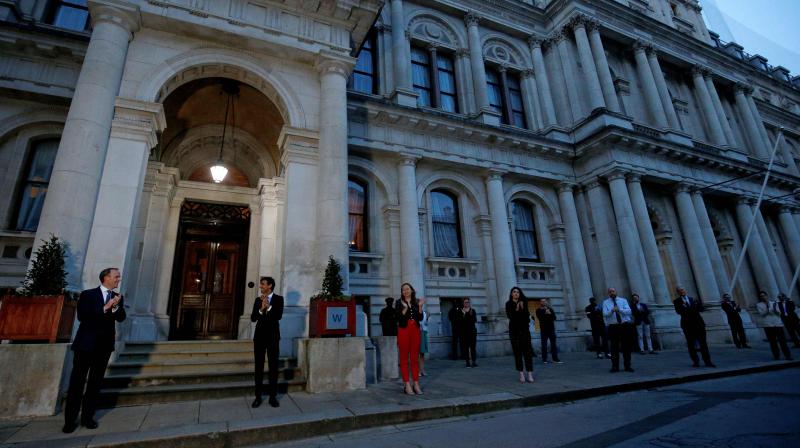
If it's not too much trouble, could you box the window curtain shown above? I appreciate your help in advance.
[16,139,58,231]
[513,201,538,260]
[348,181,366,251]
[431,192,461,257]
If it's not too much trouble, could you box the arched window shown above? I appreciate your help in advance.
[431,190,462,257]
[348,179,368,252]
[512,200,539,261]
[15,138,59,231]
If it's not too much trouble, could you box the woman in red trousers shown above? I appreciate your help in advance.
[396,282,423,395]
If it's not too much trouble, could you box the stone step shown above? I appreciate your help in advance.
[102,367,302,389]
[97,379,307,407]
[107,358,295,376]
[116,348,257,363]
[123,340,255,353]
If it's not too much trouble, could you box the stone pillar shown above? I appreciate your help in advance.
[607,172,655,300]
[258,179,282,279]
[734,199,779,297]
[689,66,725,146]
[632,41,668,129]
[570,15,605,111]
[528,37,558,127]
[475,215,500,329]
[674,185,720,300]
[520,69,541,130]
[551,224,577,321]
[626,175,670,305]
[240,199,262,339]
[778,208,800,285]
[586,20,620,113]
[389,0,416,106]
[585,180,627,292]
[754,207,789,293]
[646,48,680,129]
[575,187,606,300]
[316,57,352,289]
[153,196,182,339]
[691,191,731,295]
[454,49,475,114]
[734,85,768,158]
[384,206,402,296]
[704,76,738,148]
[398,155,425,296]
[747,93,773,154]
[32,2,140,289]
[465,12,497,125]
[485,171,516,308]
[554,30,582,123]
[557,183,593,303]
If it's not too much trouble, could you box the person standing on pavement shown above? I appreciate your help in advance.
[448,298,463,360]
[776,293,800,348]
[419,298,429,376]
[506,287,535,383]
[585,297,609,359]
[460,298,478,368]
[602,288,634,373]
[396,282,424,395]
[674,287,715,368]
[251,276,284,409]
[721,293,749,348]
[63,268,126,433]
[632,294,655,354]
[536,298,561,364]
[756,292,793,361]
[379,297,398,337]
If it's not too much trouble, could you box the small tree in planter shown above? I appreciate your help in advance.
[0,235,77,342]
[309,256,355,337]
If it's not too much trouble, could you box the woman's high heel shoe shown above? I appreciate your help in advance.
[413,382,423,395]
[519,372,526,383]
[403,383,414,395]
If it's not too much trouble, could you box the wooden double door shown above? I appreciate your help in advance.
[171,219,249,340]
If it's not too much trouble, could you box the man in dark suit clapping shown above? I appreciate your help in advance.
[63,267,126,433]
[674,286,715,368]
[251,276,283,408]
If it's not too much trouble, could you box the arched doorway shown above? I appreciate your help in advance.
[158,77,283,340]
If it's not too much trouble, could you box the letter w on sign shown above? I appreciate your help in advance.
[326,308,348,330]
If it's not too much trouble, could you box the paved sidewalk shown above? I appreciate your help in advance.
[1,344,798,448]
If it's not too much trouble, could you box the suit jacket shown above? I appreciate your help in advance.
[535,306,557,333]
[721,301,742,323]
[251,294,284,342]
[379,305,398,336]
[72,287,126,353]
[633,303,651,325]
[777,300,799,323]
[395,299,422,329]
[673,295,705,331]
[585,304,605,329]
[506,299,533,334]
[459,308,478,335]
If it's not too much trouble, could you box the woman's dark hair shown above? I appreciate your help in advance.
[400,282,418,305]
[631,293,640,299]
[508,286,526,302]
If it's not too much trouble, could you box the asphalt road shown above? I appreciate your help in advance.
[253,368,800,448]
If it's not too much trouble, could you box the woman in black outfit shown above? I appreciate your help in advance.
[460,298,478,367]
[506,287,535,383]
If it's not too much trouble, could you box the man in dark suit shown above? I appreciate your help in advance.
[251,276,283,408]
[447,299,463,360]
[63,267,126,433]
[776,293,800,347]
[379,297,398,336]
[721,293,749,348]
[585,297,609,359]
[674,287,715,367]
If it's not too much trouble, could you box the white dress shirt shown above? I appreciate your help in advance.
[602,296,632,326]
[99,285,119,313]
[258,292,274,315]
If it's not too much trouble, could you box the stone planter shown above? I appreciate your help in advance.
[0,295,76,342]
[297,337,366,393]
[308,298,356,337]
[0,343,72,418]
[371,336,398,381]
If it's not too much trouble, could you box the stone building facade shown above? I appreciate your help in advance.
[1,0,799,357]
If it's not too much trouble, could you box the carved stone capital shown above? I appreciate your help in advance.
[456,48,470,58]
[632,39,651,53]
[605,170,629,183]
[89,1,141,40]
[674,183,693,194]
[626,173,642,184]
[557,182,577,194]
[464,11,480,27]
[521,68,535,79]
[398,153,420,167]
[486,169,506,182]
[527,36,544,50]
[568,13,588,31]
[316,54,354,78]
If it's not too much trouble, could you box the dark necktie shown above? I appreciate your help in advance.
[614,299,622,324]
[106,290,113,304]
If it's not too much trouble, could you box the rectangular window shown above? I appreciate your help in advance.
[436,54,458,113]
[507,75,526,128]
[411,47,433,107]
[486,66,527,128]
[350,33,378,94]
[15,139,59,232]
[348,179,368,252]
[48,0,90,32]
[431,190,462,258]
[486,69,504,116]
[512,201,539,261]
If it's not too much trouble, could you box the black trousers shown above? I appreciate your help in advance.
[540,329,559,362]
[608,324,634,370]
[64,349,112,425]
[727,318,747,348]
[781,317,800,346]
[683,326,712,366]
[764,327,792,360]
[591,324,609,354]
[509,329,534,372]
[461,331,477,364]
[450,327,461,360]
[254,338,280,398]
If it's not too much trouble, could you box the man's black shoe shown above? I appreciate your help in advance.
[251,398,263,408]
[269,396,280,408]
[62,422,78,434]
[82,419,98,429]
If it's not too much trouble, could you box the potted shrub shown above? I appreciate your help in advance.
[0,235,77,342]
[308,256,355,337]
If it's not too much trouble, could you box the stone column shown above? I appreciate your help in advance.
[528,37,558,127]
[153,196,182,340]
[777,208,800,283]
[465,12,496,124]
[384,206,402,296]
[690,65,726,146]
[82,99,164,291]
[520,69,540,130]
[454,49,475,114]
[704,75,738,148]
[389,0,416,106]
[691,191,731,295]
[674,184,720,300]
[485,171,517,305]
[570,15,604,111]
[734,85,768,158]
[398,155,425,296]
[626,175,670,305]
[557,183,593,303]
[241,199,262,339]
[747,93,773,153]
[607,172,655,300]
[316,57,352,289]
[32,2,140,289]
[475,215,500,328]
[554,29,582,122]
[258,179,282,279]
[754,207,789,293]
[586,20,620,113]
[633,41,668,129]
[646,48,680,129]
[585,180,627,292]
[551,224,577,320]
[735,198,779,297]
[575,187,607,300]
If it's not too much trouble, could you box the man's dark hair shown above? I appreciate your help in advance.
[260,276,276,289]
[758,290,767,295]
[589,297,596,303]
[385,297,394,306]
[99,267,119,283]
